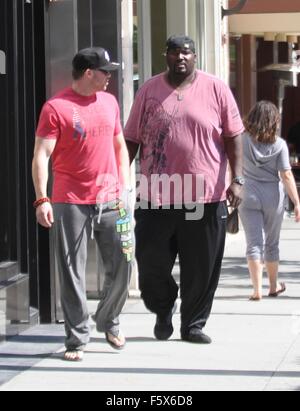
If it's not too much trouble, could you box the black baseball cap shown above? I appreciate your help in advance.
[166,35,196,53]
[72,47,120,72]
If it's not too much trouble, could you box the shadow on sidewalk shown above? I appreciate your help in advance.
[1,364,300,379]
[221,258,300,278]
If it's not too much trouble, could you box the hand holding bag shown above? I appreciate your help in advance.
[226,207,239,235]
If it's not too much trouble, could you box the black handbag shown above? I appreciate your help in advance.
[226,207,239,234]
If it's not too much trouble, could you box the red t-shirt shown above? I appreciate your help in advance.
[36,88,122,204]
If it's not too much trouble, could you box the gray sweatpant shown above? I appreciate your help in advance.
[239,181,285,262]
[53,203,132,351]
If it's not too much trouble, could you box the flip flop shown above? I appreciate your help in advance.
[105,332,126,351]
[268,282,286,298]
[63,350,84,362]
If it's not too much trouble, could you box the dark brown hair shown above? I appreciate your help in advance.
[244,100,280,144]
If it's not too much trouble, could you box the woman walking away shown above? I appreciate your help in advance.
[239,101,300,301]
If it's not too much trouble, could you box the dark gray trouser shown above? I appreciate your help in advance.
[53,203,133,351]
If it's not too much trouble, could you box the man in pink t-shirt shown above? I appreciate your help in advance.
[125,35,244,344]
[32,48,132,360]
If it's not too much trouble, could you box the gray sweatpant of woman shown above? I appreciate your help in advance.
[239,181,286,262]
[53,203,132,351]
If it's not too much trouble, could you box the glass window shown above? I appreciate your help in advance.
[0,140,9,262]
[0,1,16,264]
[0,13,9,263]
[150,0,167,76]
[133,0,139,94]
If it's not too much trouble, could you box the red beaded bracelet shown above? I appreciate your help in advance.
[33,197,51,209]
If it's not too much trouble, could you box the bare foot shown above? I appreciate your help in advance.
[64,350,84,362]
[249,294,262,301]
[269,282,286,297]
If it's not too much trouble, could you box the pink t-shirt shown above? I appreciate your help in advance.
[36,88,122,204]
[124,70,244,205]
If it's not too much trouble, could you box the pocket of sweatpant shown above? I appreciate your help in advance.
[217,201,228,222]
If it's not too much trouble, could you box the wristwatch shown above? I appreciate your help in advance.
[232,176,245,186]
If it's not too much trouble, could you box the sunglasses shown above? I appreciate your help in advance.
[94,68,110,75]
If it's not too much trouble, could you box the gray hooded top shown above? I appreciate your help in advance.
[243,132,291,183]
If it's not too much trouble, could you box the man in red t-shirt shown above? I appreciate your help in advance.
[32,47,132,361]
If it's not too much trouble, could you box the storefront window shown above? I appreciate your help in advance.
[133,0,166,92]
[0,139,9,263]
[0,21,9,263]
[133,0,138,93]
[0,2,17,265]
[150,0,167,76]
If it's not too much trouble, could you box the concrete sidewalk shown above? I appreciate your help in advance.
[0,217,299,391]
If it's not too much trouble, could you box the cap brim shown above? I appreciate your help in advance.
[100,62,120,71]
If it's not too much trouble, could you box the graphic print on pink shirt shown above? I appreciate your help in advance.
[125,70,244,205]
[140,97,179,176]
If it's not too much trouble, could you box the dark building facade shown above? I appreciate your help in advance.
[0,0,122,342]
